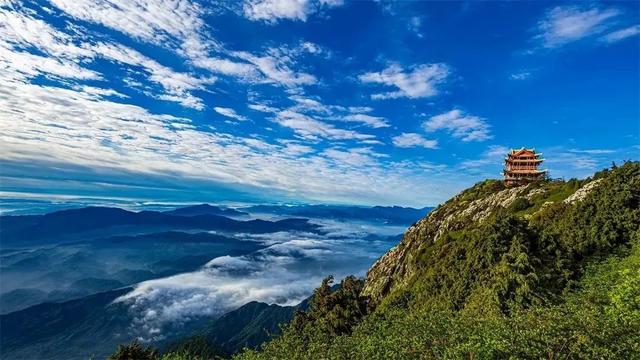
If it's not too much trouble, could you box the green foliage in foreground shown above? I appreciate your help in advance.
[108,340,158,360]
[237,240,639,359]
[107,336,225,360]
[236,162,640,359]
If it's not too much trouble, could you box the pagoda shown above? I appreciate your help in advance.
[503,148,547,186]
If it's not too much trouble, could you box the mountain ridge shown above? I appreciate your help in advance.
[164,204,249,217]
[0,207,321,244]
[235,161,640,359]
[243,204,433,225]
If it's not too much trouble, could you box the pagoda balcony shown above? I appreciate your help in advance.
[504,158,544,163]
[504,169,547,174]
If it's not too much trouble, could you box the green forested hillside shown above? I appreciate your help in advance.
[236,162,640,359]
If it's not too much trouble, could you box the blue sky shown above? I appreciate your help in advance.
[0,0,638,207]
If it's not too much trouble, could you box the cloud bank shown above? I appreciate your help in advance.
[116,220,401,341]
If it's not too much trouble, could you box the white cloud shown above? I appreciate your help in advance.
[49,0,206,47]
[0,8,100,80]
[322,147,382,167]
[359,63,449,100]
[191,56,258,79]
[348,106,373,113]
[601,25,640,43]
[73,85,128,98]
[1,71,465,206]
[0,7,213,109]
[423,109,491,142]
[0,9,94,59]
[280,141,314,156]
[407,16,423,37]
[289,95,330,113]
[0,46,100,80]
[248,103,279,113]
[340,114,389,128]
[568,148,615,155]
[243,0,343,23]
[273,110,375,141]
[392,133,438,149]
[510,71,531,80]
[44,0,285,88]
[38,0,322,95]
[252,96,388,134]
[93,43,215,110]
[535,5,621,48]
[0,0,490,208]
[456,145,508,178]
[233,49,317,87]
[214,107,248,121]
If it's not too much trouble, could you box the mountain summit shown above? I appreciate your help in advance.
[236,161,639,359]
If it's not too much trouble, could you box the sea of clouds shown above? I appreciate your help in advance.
[115,218,404,340]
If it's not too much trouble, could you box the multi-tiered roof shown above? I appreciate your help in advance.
[503,148,547,186]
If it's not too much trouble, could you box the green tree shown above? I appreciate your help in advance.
[108,339,158,360]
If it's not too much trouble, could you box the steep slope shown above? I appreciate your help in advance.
[199,300,306,354]
[236,162,640,359]
[363,162,638,312]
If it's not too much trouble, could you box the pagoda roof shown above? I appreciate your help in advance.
[505,158,544,163]
[509,147,541,156]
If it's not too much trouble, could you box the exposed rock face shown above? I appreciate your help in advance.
[362,178,601,305]
[363,182,534,303]
[564,178,603,204]
[526,188,546,200]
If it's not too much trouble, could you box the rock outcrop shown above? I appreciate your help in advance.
[362,177,606,304]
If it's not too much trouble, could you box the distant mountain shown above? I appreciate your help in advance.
[0,288,134,360]
[164,204,248,217]
[172,300,306,356]
[0,207,321,244]
[0,289,48,315]
[0,231,266,314]
[0,287,306,360]
[102,230,242,244]
[244,204,433,225]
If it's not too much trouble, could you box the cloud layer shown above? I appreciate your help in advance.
[116,219,402,341]
[534,5,639,48]
[1,0,635,209]
[423,109,491,142]
[359,63,450,100]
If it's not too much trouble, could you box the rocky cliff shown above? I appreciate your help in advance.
[363,174,607,304]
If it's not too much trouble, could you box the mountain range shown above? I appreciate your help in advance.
[0,206,321,245]
[0,287,309,359]
[0,202,428,359]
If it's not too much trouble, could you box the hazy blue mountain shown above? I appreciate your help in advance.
[0,288,134,360]
[0,287,305,360]
[200,301,302,354]
[0,231,266,313]
[0,203,415,358]
[0,288,48,315]
[244,204,432,225]
[164,204,249,217]
[0,207,321,244]
[101,231,240,244]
